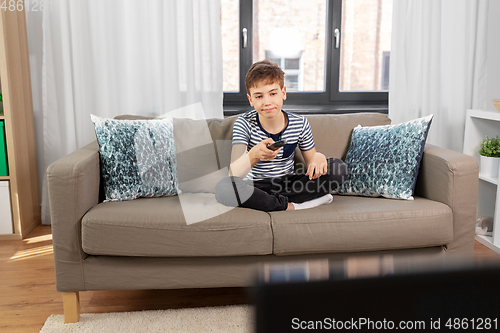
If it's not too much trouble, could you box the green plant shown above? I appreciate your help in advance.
[478,136,500,157]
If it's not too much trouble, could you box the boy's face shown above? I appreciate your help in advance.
[247,82,287,120]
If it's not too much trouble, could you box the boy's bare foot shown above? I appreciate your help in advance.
[286,202,295,211]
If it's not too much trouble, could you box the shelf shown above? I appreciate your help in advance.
[475,234,500,255]
[479,174,499,185]
[468,109,500,122]
[0,8,41,239]
[464,109,500,256]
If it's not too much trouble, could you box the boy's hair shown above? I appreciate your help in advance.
[245,59,285,95]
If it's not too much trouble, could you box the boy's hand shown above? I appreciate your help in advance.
[249,138,281,162]
[306,152,328,180]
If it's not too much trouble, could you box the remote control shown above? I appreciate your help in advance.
[267,139,287,151]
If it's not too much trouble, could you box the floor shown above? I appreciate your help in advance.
[1,224,500,333]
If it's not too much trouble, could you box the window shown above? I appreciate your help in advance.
[221,0,393,108]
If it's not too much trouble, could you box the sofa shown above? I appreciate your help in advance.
[47,112,479,323]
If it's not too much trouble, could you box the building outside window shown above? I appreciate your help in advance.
[221,0,393,108]
[265,51,304,92]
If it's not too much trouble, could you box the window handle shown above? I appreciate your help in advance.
[334,28,340,49]
[242,28,248,49]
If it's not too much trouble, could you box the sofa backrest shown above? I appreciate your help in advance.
[304,113,391,160]
[114,112,391,191]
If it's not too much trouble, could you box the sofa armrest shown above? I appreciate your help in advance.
[47,141,100,292]
[415,144,479,259]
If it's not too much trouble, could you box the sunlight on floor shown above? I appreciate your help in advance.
[25,234,53,244]
[10,245,54,261]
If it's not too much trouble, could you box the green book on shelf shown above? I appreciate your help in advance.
[0,121,8,176]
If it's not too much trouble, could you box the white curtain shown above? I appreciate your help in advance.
[41,0,223,224]
[389,0,488,152]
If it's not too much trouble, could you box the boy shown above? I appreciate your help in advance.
[215,60,347,212]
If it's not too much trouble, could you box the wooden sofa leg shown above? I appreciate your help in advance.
[63,292,80,323]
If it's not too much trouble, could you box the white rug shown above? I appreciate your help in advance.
[40,305,254,333]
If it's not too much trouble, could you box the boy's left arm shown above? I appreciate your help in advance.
[302,148,328,180]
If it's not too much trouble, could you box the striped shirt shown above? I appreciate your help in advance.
[232,110,315,181]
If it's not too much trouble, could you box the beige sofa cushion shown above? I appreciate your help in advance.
[173,116,237,193]
[116,113,391,187]
[305,113,391,160]
[270,195,453,256]
[82,195,273,257]
[114,115,238,193]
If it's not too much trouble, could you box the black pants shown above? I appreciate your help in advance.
[215,158,348,212]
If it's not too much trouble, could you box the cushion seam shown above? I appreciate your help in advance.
[273,241,453,255]
[81,220,271,231]
[271,211,452,225]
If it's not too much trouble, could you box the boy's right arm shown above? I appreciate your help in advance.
[228,138,281,178]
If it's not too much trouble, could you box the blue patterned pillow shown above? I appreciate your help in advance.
[91,115,180,201]
[337,115,433,200]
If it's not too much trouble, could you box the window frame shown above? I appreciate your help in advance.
[223,0,389,109]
